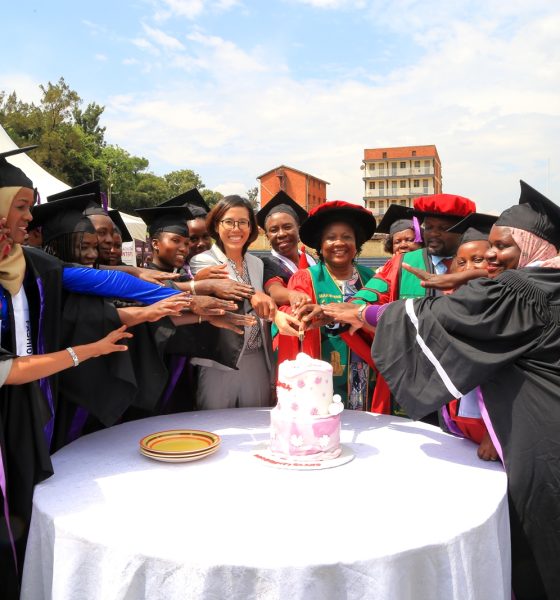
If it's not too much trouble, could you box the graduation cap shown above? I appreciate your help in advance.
[108,209,133,243]
[38,194,97,245]
[0,145,37,188]
[47,180,102,204]
[256,191,308,230]
[158,189,210,218]
[376,203,415,235]
[412,194,476,221]
[494,180,560,249]
[447,212,498,245]
[135,205,193,238]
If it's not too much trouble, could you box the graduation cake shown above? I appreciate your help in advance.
[270,353,343,460]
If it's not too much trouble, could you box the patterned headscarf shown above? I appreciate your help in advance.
[509,226,558,268]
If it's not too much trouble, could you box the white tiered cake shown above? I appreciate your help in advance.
[270,353,343,460]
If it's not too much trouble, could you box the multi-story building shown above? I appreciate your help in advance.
[361,145,442,220]
[257,164,329,212]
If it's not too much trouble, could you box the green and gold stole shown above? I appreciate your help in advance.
[309,261,374,406]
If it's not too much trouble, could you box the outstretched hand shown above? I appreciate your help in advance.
[206,312,257,335]
[194,263,230,280]
[90,325,133,356]
[402,263,487,290]
[189,295,238,316]
[322,302,364,334]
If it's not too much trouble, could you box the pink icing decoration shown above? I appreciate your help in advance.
[291,402,299,411]
[310,407,319,416]
[297,379,305,388]
[312,418,339,438]
[314,376,322,385]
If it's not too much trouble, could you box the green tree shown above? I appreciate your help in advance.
[164,169,205,196]
[201,189,224,209]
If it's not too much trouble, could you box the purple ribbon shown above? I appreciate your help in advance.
[159,356,187,411]
[412,216,423,243]
[476,387,504,464]
[67,407,90,444]
[100,191,108,212]
[36,277,55,447]
[0,450,18,574]
[440,404,465,437]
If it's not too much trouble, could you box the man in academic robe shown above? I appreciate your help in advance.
[352,193,476,415]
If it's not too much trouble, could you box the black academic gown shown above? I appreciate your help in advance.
[0,248,62,598]
[372,268,560,599]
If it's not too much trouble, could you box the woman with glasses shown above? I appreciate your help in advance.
[189,195,277,409]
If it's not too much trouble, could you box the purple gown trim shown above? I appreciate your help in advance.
[36,277,55,447]
[476,386,504,464]
[67,407,90,444]
[0,450,18,573]
[160,356,187,411]
[440,404,464,437]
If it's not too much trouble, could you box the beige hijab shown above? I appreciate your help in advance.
[0,186,27,295]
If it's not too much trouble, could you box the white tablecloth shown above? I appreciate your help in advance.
[22,409,510,600]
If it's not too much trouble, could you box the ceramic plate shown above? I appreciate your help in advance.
[140,430,220,455]
[140,444,220,463]
[253,444,354,470]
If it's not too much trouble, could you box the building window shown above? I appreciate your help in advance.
[369,182,375,189]
[379,181,385,189]
[412,150,416,156]
[400,199,407,206]
[370,201,376,209]
[413,180,420,187]
[422,179,428,187]
[414,160,420,168]
[379,200,385,209]
[400,180,406,188]
[368,163,375,170]
[391,181,397,189]
[400,162,406,169]
[382,152,387,158]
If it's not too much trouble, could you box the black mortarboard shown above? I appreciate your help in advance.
[256,191,308,230]
[447,212,498,245]
[376,203,415,235]
[38,194,97,244]
[108,209,133,243]
[0,146,37,188]
[495,180,560,249]
[158,189,210,218]
[135,206,193,238]
[48,180,102,204]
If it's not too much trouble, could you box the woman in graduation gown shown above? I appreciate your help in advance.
[324,181,560,600]
[283,201,377,410]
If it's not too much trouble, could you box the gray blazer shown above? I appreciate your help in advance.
[189,245,272,371]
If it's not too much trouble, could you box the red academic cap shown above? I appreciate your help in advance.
[412,194,476,220]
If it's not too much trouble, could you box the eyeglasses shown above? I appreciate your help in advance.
[220,219,251,230]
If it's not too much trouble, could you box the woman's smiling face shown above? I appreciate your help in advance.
[6,187,34,244]
[485,225,522,277]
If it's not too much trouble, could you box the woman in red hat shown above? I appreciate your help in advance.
[279,201,377,409]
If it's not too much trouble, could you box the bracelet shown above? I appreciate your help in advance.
[189,280,196,295]
[66,347,80,367]
[356,304,367,323]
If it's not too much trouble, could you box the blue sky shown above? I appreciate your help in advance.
[2,0,560,213]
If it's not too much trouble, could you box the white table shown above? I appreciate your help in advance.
[22,409,510,600]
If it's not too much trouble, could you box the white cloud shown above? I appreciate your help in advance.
[102,5,560,214]
[213,181,248,196]
[95,54,108,61]
[0,74,43,104]
[142,24,185,51]
[152,0,241,21]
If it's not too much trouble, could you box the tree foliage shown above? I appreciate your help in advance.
[0,78,227,213]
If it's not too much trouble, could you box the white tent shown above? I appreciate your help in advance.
[0,124,147,242]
